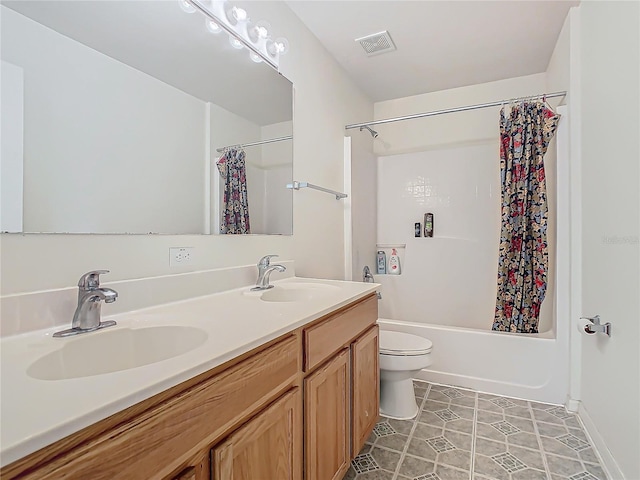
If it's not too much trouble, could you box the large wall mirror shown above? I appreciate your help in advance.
[0,1,293,235]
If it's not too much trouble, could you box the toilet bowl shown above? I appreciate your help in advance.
[379,330,433,420]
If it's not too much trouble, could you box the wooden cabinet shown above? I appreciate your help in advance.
[1,293,378,480]
[212,388,302,480]
[302,294,379,480]
[171,453,209,480]
[351,326,379,455]
[304,349,351,480]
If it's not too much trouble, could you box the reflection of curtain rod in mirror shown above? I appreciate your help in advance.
[216,135,292,153]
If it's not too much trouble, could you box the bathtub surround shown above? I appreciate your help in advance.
[492,101,560,334]
[343,380,607,480]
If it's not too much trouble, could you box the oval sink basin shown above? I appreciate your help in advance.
[260,283,340,303]
[28,326,208,381]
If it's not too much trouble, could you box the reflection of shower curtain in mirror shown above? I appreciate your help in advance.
[216,148,251,234]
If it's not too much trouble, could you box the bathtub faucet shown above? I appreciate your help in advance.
[362,266,382,299]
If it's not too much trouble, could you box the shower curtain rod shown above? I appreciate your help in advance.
[216,135,292,153]
[345,91,567,130]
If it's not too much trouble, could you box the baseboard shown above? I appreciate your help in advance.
[565,397,580,413]
[578,403,624,480]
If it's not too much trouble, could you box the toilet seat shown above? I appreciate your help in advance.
[379,330,432,356]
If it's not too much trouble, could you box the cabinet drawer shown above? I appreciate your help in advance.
[304,294,377,372]
[22,334,300,480]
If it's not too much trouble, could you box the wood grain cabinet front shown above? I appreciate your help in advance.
[212,388,302,480]
[302,294,379,480]
[304,349,351,480]
[351,325,380,456]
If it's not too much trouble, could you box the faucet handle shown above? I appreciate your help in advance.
[78,270,110,290]
[257,255,279,267]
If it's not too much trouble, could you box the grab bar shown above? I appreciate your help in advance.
[286,181,347,200]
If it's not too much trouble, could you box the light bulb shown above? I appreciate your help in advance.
[267,37,289,56]
[178,0,196,13]
[226,6,247,25]
[248,20,271,43]
[206,19,221,34]
[229,36,244,50]
[249,51,263,63]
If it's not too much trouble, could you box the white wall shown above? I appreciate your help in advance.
[1,7,206,234]
[0,1,372,296]
[261,121,293,235]
[238,1,374,279]
[579,2,640,479]
[350,136,376,281]
[0,60,24,232]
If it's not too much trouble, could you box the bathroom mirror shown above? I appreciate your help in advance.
[0,1,293,235]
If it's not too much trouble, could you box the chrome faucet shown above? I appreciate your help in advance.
[53,270,118,338]
[251,255,286,291]
[363,266,375,283]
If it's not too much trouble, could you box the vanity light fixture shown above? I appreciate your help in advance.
[180,0,289,69]
[269,37,290,55]
[178,0,197,13]
[229,36,244,49]
[226,6,247,25]
[248,20,271,42]
[206,19,221,34]
[249,51,263,63]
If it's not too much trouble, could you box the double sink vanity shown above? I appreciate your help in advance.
[0,273,380,480]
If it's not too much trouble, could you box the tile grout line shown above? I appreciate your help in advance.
[391,381,430,480]
[528,401,553,480]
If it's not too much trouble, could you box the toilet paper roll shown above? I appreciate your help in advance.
[577,318,595,335]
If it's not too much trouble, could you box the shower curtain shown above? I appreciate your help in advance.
[492,101,560,333]
[217,148,251,234]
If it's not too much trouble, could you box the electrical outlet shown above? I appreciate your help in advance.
[169,247,194,266]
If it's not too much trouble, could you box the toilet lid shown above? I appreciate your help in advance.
[379,330,432,356]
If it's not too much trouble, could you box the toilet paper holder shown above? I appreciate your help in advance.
[580,315,611,337]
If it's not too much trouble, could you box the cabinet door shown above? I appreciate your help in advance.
[351,326,380,457]
[171,452,208,480]
[304,349,350,480]
[212,388,302,480]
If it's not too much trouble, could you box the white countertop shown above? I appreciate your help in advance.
[0,277,378,467]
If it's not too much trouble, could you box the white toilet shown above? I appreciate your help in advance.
[379,330,433,420]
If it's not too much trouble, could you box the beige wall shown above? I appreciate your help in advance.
[579,2,640,478]
[0,1,373,295]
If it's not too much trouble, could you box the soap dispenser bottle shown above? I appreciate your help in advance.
[388,248,401,275]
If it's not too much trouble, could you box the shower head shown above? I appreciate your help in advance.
[360,125,379,138]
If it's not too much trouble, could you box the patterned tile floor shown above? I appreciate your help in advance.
[343,381,607,480]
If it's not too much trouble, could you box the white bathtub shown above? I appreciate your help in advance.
[378,318,569,404]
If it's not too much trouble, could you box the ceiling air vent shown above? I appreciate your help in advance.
[355,30,396,57]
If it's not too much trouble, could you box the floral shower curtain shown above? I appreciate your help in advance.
[217,148,251,234]
[492,101,560,333]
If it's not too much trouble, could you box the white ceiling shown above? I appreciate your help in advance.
[287,0,578,102]
[3,1,293,126]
